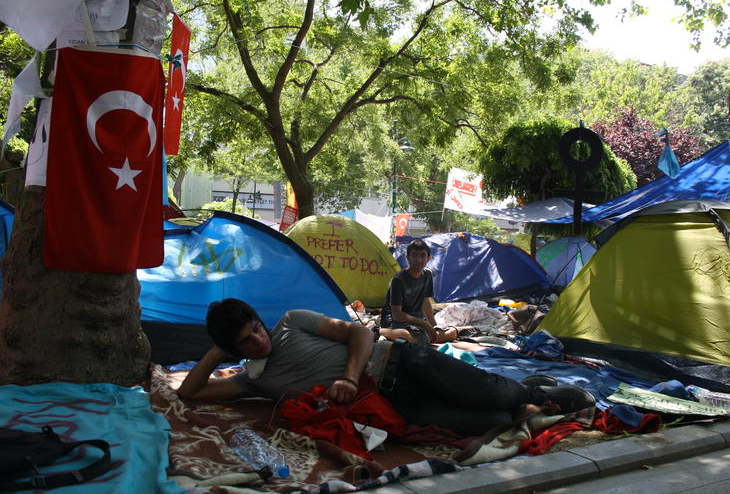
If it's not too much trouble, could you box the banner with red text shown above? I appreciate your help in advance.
[279,204,299,231]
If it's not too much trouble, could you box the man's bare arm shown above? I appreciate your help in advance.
[176,346,247,400]
[316,316,374,403]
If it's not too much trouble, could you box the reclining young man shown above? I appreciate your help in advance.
[177,298,595,438]
[379,239,457,344]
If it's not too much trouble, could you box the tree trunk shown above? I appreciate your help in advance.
[289,167,315,218]
[172,169,186,206]
[0,187,150,386]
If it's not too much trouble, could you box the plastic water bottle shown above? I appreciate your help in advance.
[230,428,289,477]
[686,385,730,411]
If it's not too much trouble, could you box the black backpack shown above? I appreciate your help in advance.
[0,425,111,492]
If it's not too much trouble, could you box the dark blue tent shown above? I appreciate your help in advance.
[547,140,730,224]
[394,233,550,302]
[139,212,350,363]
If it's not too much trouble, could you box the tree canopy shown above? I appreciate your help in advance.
[174,0,600,216]
[480,116,637,204]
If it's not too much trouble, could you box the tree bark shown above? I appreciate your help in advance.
[0,187,150,386]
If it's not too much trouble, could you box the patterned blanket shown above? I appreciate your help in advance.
[149,365,464,493]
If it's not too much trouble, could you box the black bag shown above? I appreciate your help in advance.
[0,425,111,492]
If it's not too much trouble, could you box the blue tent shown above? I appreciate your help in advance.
[139,211,350,326]
[138,212,350,363]
[547,140,730,224]
[536,236,596,289]
[394,233,550,302]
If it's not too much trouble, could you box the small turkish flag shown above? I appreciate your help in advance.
[394,214,411,237]
[163,13,191,155]
[44,47,164,272]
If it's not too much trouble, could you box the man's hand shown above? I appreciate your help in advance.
[327,378,359,404]
[421,320,438,342]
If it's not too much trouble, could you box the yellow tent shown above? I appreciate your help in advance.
[539,200,730,366]
[286,215,400,307]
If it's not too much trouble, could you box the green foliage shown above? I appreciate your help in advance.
[495,231,532,252]
[194,197,249,218]
[0,26,36,145]
[672,60,730,149]
[480,116,637,204]
[567,49,685,126]
[450,212,502,238]
[173,0,600,216]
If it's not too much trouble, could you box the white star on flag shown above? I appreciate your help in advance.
[109,158,142,191]
[171,92,181,110]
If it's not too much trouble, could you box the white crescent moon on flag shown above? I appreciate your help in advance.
[174,48,187,92]
[86,90,156,156]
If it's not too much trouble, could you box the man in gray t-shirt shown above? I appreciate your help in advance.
[177,298,596,438]
[231,310,352,400]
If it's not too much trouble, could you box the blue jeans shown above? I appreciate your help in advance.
[381,342,548,436]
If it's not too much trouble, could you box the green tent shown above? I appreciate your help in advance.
[539,200,730,366]
[286,214,400,307]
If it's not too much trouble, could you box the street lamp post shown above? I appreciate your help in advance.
[392,139,414,215]
[392,159,397,214]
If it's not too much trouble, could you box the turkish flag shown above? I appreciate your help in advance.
[44,47,164,273]
[394,214,411,237]
[163,14,191,155]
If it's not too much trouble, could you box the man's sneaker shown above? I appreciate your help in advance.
[521,375,558,387]
[538,385,596,413]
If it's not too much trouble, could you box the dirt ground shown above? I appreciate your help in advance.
[545,429,612,452]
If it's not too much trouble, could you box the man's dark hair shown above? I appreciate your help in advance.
[406,238,430,257]
[206,298,262,357]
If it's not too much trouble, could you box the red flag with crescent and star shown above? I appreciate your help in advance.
[163,13,191,155]
[394,214,411,237]
[44,47,164,272]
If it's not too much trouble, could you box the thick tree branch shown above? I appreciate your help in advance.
[304,0,453,163]
[193,26,228,54]
[178,2,218,17]
[188,82,269,126]
[272,0,315,98]
[222,0,270,100]
[451,118,488,147]
[354,95,418,108]
[257,25,301,36]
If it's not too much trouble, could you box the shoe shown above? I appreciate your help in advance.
[521,374,558,387]
[538,385,596,413]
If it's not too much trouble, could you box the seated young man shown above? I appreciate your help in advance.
[177,298,595,438]
[379,239,457,344]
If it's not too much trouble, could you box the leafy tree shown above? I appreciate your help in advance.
[196,197,248,217]
[673,60,730,149]
[567,49,685,126]
[0,24,35,148]
[176,0,599,217]
[593,108,701,186]
[479,116,636,205]
[451,212,501,238]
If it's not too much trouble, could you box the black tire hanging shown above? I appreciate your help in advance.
[558,127,604,173]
